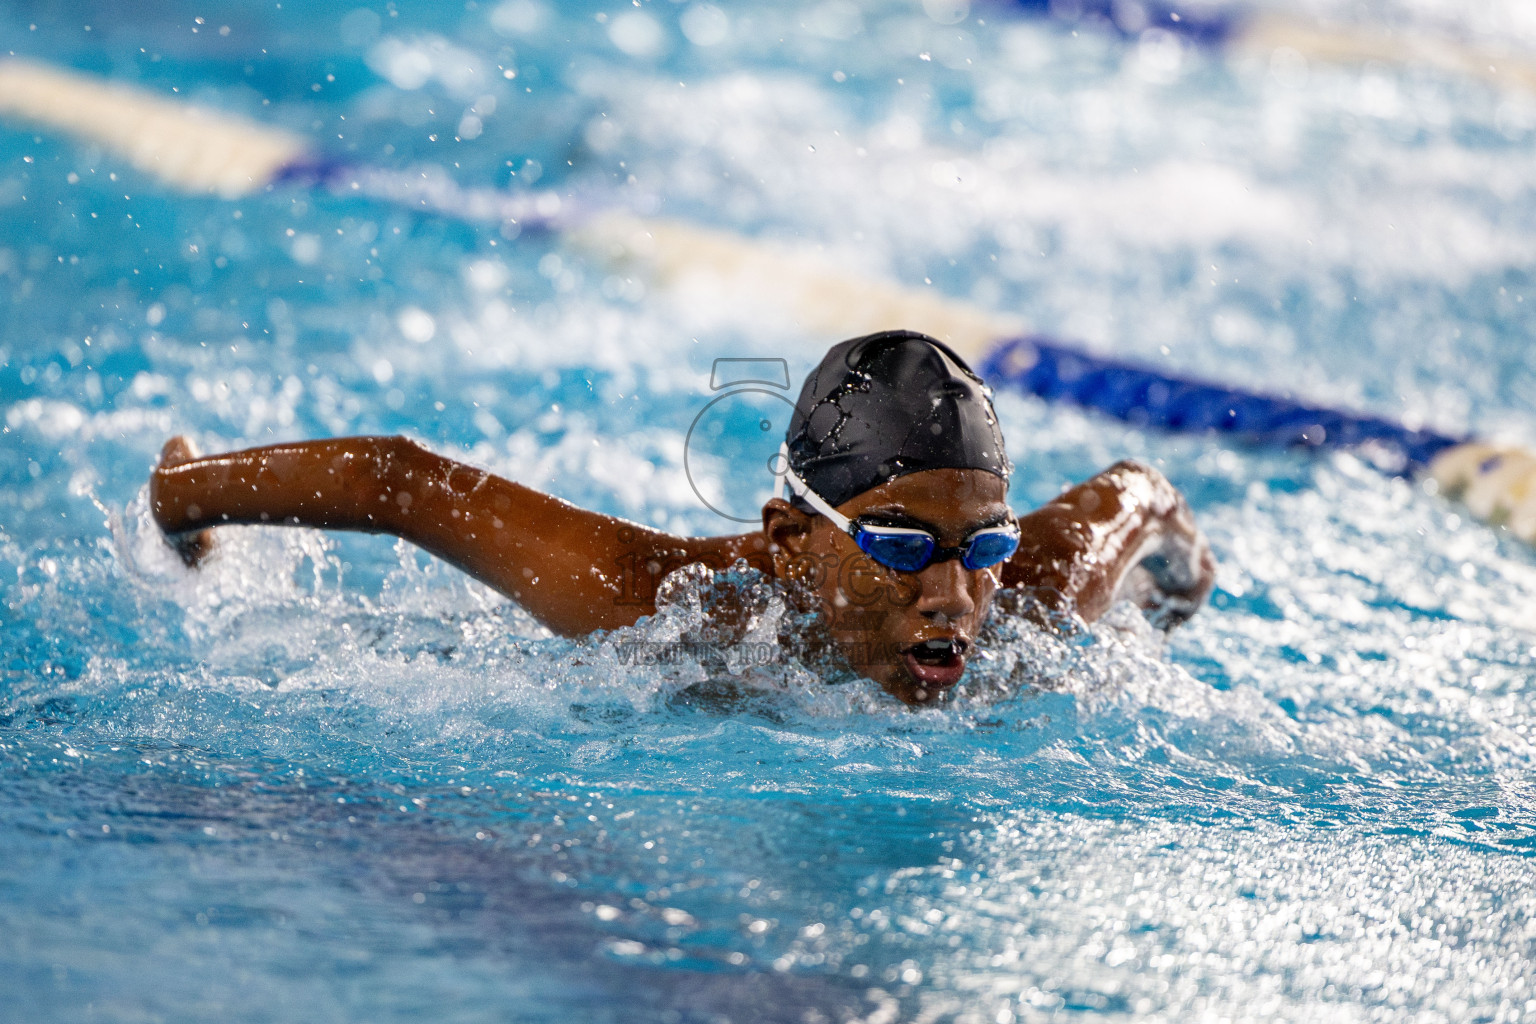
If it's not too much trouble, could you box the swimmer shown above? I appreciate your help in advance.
[149,330,1216,704]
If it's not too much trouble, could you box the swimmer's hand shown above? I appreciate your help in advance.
[1121,501,1217,630]
[150,436,216,567]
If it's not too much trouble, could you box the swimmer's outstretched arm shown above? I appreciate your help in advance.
[1004,460,1215,629]
[150,435,771,635]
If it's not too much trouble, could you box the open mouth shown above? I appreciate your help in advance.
[902,637,970,695]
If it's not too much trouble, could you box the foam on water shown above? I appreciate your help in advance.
[5,0,1536,1020]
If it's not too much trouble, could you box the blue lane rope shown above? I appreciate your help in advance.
[1001,0,1244,48]
[979,336,1465,474]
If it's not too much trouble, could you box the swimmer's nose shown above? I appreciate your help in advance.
[915,558,975,622]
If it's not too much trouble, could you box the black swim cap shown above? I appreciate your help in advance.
[784,330,1011,508]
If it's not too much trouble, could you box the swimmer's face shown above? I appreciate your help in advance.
[763,468,1010,705]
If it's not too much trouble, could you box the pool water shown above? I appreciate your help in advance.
[5,1,1536,1020]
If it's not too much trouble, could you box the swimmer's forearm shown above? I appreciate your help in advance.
[151,436,769,634]
[152,436,442,535]
[1006,460,1214,626]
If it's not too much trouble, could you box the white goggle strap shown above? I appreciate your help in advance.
[776,443,852,532]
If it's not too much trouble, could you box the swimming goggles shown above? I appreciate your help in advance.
[774,445,1020,574]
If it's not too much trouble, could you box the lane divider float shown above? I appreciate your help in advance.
[1006,0,1536,94]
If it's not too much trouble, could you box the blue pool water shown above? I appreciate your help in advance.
[6,1,1536,1020]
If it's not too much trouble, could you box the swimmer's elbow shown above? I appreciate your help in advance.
[356,436,464,528]
[372,434,430,463]
[354,435,433,487]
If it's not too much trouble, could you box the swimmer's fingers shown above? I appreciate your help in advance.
[165,525,216,568]
[1135,543,1216,630]
[152,435,218,567]
[1143,589,1205,632]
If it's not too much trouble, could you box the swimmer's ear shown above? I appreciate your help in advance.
[761,497,815,563]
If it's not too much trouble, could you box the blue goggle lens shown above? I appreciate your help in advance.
[960,527,1020,570]
[852,524,1019,573]
[855,527,935,573]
